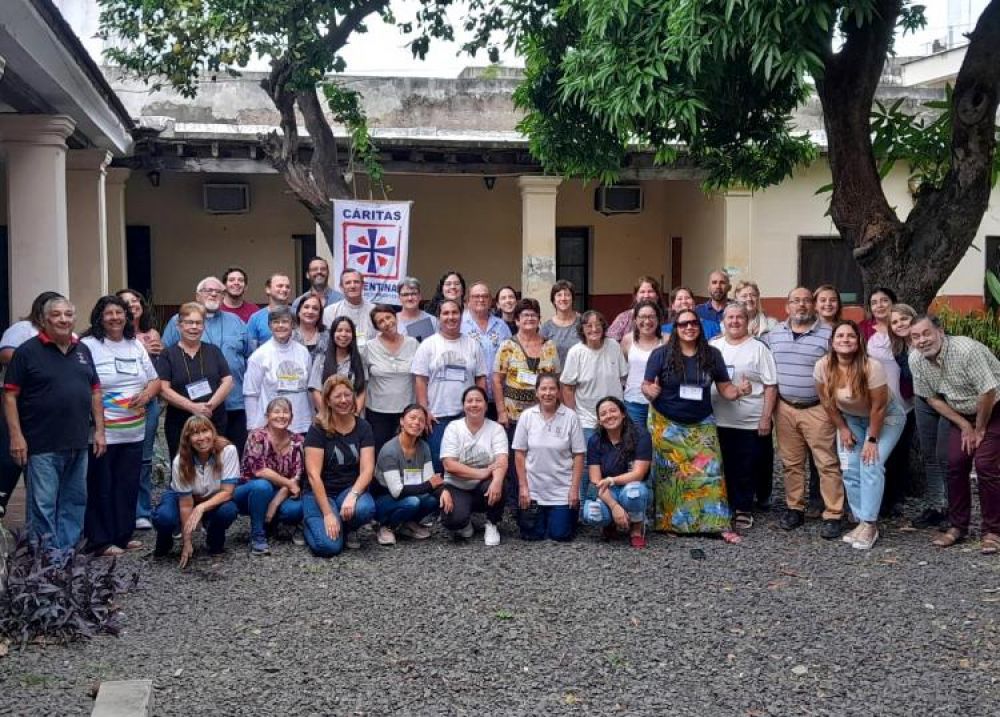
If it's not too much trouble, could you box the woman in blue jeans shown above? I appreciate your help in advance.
[372,404,441,545]
[580,397,653,548]
[814,320,906,550]
[152,416,239,567]
[302,375,376,556]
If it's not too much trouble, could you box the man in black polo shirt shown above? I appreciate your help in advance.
[3,297,105,550]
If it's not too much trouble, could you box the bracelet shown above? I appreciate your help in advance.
[349,489,361,498]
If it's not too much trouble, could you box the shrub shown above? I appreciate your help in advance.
[0,534,139,646]
[935,305,1000,359]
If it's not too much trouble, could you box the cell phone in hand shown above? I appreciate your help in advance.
[690,548,706,560]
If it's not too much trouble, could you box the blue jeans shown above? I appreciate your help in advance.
[302,489,376,557]
[152,490,238,553]
[428,414,460,474]
[914,396,949,509]
[582,427,597,448]
[26,449,88,550]
[375,492,438,527]
[136,399,160,522]
[517,504,576,541]
[232,478,303,542]
[580,482,650,526]
[624,401,649,432]
[839,403,906,522]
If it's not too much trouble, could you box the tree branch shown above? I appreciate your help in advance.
[296,87,351,201]
[324,0,391,55]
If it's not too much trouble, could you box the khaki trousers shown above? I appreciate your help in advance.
[775,402,844,520]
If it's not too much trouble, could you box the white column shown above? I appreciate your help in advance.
[67,149,112,314]
[105,168,131,292]
[0,115,75,317]
[722,187,753,283]
[518,176,562,320]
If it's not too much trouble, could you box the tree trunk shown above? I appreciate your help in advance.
[817,0,1000,313]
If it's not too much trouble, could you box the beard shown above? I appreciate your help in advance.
[203,298,221,313]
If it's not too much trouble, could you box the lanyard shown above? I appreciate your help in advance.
[182,346,206,384]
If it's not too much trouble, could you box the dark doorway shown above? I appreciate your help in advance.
[987,236,1000,312]
[798,235,863,305]
[0,226,8,333]
[126,225,153,301]
[293,234,317,295]
[556,227,590,312]
[670,236,683,290]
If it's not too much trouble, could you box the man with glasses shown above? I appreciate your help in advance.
[396,277,437,342]
[764,287,843,539]
[461,281,511,420]
[162,276,251,454]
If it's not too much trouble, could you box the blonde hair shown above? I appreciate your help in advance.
[176,416,229,488]
[314,374,357,433]
[178,302,206,320]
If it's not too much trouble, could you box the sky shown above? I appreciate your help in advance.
[61,0,978,79]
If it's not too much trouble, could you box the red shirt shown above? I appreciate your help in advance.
[220,301,258,324]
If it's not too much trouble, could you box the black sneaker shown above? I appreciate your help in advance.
[780,510,805,530]
[754,498,773,513]
[912,508,948,529]
[820,519,842,540]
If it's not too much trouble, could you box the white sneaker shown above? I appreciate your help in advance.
[484,521,500,547]
[398,521,431,540]
[376,525,396,546]
[292,528,305,546]
[135,518,153,530]
[456,522,474,539]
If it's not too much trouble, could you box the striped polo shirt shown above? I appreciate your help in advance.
[764,320,832,404]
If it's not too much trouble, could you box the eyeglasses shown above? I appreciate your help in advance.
[199,288,223,295]
[180,320,204,327]
[399,291,419,298]
[675,320,700,329]
[788,298,813,305]
[519,312,539,319]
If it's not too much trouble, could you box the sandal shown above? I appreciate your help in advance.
[733,512,753,530]
[721,530,742,545]
[100,545,125,557]
[981,533,1000,555]
[931,527,964,548]
[126,539,144,551]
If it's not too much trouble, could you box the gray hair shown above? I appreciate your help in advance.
[723,302,749,320]
[267,305,296,325]
[912,313,943,330]
[398,276,422,292]
[42,297,75,317]
[196,276,223,293]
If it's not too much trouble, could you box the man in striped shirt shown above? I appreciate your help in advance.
[765,287,843,539]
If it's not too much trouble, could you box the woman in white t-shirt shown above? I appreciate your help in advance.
[439,386,507,546]
[620,300,665,430]
[81,295,160,556]
[152,416,240,567]
[244,305,314,435]
[512,374,585,541]
[709,303,778,530]
[560,311,628,445]
[814,320,906,551]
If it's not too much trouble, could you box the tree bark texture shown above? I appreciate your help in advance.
[817,0,1000,313]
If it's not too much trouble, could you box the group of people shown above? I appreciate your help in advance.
[2,258,998,566]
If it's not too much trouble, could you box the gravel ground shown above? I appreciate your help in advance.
[2,499,999,716]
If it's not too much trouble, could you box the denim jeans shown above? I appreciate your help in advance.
[428,414,461,475]
[26,449,88,550]
[838,402,906,522]
[152,490,238,554]
[136,399,160,522]
[84,441,143,552]
[301,488,376,557]
[374,493,438,527]
[914,396,949,509]
[580,482,650,527]
[517,504,576,541]
[232,478,304,542]
[624,401,649,433]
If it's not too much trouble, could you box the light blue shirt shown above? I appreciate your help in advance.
[246,307,274,350]
[460,311,511,399]
[162,311,251,411]
[291,287,344,312]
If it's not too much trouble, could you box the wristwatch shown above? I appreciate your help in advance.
[866,435,877,444]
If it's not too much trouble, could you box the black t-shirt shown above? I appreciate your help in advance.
[156,343,230,427]
[586,429,653,478]
[5,336,99,453]
[303,418,375,495]
[644,345,730,423]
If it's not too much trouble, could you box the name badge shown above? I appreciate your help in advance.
[519,370,537,387]
[726,364,735,381]
[356,335,367,349]
[443,363,466,382]
[403,468,424,486]
[679,384,702,401]
[186,378,212,400]
[115,358,140,376]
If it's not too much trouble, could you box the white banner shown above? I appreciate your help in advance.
[332,199,412,304]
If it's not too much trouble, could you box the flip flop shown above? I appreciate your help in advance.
[100,546,125,557]
[931,528,964,548]
[126,539,144,551]
[733,512,754,530]
[981,534,1000,555]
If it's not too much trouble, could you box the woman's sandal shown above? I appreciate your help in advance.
[721,530,742,545]
[981,534,1000,555]
[125,539,144,551]
[733,512,754,530]
[931,527,964,548]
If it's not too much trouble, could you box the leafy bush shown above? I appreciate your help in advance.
[0,534,139,646]
[936,305,1000,359]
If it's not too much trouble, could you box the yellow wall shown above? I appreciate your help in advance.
[125,172,315,304]
[673,182,725,293]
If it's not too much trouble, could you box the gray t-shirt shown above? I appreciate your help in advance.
[375,436,435,498]
[541,318,580,368]
[398,312,438,343]
[511,405,586,505]
[362,335,418,413]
